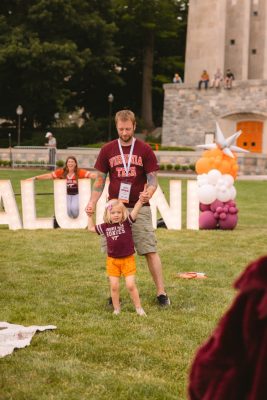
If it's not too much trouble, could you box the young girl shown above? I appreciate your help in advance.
[28,156,96,218]
[88,198,146,316]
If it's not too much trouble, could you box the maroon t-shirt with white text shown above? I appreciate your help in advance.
[95,216,135,258]
[94,139,159,207]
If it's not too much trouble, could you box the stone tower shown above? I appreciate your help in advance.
[162,0,267,157]
[185,0,267,83]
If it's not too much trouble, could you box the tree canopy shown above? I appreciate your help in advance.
[0,0,188,131]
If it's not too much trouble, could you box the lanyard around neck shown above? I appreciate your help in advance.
[117,138,136,177]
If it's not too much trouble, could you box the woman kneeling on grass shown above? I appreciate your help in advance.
[88,198,146,316]
[28,156,96,218]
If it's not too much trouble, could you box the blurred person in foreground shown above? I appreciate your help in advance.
[189,255,267,400]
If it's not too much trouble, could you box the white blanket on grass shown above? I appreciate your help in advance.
[0,321,57,358]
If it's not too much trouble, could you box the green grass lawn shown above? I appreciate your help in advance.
[0,170,267,400]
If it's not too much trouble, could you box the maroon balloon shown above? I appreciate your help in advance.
[224,200,235,207]
[199,203,211,211]
[199,211,218,229]
[229,206,237,214]
[219,212,227,220]
[219,213,238,230]
[210,199,224,212]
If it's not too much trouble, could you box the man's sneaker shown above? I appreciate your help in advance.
[136,307,147,316]
[113,309,120,315]
[157,294,171,306]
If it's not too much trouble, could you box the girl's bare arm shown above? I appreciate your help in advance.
[130,199,143,221]
[26,173,53,181]
[87,215,96,233]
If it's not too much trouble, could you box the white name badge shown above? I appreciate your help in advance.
[118,182,132,203]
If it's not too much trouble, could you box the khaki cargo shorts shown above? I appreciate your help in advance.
[100,206,157,256]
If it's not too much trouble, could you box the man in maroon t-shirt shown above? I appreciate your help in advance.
[86,109,170,307]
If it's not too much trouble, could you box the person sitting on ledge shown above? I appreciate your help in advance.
[210,68,223,89]
[173,72,183,84]
[224,68,235,89]
[198,70,209,90]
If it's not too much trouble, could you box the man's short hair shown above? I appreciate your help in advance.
[115,110,136,126]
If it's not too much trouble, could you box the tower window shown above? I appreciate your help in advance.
[230,39,235,45]
[252,49,257,54]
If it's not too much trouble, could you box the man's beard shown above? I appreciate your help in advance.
[120,135,133,144]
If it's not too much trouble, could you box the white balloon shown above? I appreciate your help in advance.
[220,184,227,192]
[207,169,222,185]
[197,173,208,187]
[198,184,217,204]
[216,187,232,202]
[221,174,234,187]
[229,185,237,200]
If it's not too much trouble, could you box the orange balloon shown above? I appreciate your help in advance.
[213,148,222,157]
[231,163,238,179]
[196,157,211,174]
[214,159,221,168]
[220,160,231,174]
[229,158,236,165]
[197,147,239,177]
[232,164,238,172]
[203,150,212,158]
[209,157,216,170]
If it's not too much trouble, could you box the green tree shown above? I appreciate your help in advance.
[0,0,119,127]
[112,0,188,129]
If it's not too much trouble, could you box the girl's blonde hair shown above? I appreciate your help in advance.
[103,199,129,224]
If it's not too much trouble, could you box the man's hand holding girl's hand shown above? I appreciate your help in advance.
[85,202,95,216]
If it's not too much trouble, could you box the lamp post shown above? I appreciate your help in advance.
[16,105,23,146]
[108,93,114,141]
[8,132,12,165]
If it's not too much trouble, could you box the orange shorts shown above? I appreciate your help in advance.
[106,255,136,277]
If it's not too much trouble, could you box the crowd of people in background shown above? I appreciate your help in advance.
[171,68,235,90]
[197,68,235,90]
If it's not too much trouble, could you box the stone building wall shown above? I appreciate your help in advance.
[162,80,267,153]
